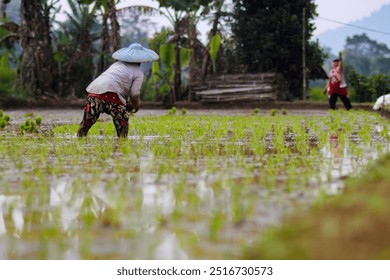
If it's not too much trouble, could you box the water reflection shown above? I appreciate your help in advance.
[321,133,384,195]
[0,195,24,237]
[49,177,84,232]
[154,231,188,259]
[0,120,389,259]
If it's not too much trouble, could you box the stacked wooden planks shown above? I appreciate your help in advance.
[191,73,287,103]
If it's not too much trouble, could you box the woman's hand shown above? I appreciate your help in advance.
[126,102,135,112]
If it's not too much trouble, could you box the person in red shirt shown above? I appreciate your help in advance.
[323,58,352,110]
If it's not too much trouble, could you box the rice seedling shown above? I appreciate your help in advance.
[167,106,177,115]
[0,110,11,129]
[252,108,260,115]
[20,115,43,133]
[209,211,225,241]
[0,110,388,259]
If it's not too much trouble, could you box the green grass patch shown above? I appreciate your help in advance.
[308,87,327,101]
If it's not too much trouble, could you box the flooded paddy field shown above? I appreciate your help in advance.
[0,108,388,259]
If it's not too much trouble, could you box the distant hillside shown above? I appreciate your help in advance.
[315,4,390,55]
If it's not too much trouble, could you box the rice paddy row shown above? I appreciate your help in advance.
[0,110,388,259]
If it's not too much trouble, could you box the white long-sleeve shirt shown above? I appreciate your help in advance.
[86,61,144,105]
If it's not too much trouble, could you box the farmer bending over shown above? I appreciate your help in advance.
[77,43,159,138]
[323,57,352,110]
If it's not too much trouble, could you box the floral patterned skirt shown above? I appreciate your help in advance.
[78,95,129,138]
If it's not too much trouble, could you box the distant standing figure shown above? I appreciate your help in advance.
[77,43,159,138]
[323,58,352,110]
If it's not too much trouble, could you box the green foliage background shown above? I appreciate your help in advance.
[232,0,325,99]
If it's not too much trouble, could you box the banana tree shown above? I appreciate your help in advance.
[158,0,213,101]
[200,0,225,79]
[114,0,216,102]
[116,3,186,102]
[0,50,17,95]
[209,33,221,73]
[120,0,213,101]
[77,0,121,75]
[151,42,190,104]
[54,0,99,96]
[0,21,19,51]
[0,0,19,52]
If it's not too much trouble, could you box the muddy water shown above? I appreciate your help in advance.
[0,109,388,259]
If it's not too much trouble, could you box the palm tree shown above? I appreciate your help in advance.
[54,0,100,96]
[18,0,56,96]
[200,0,225,80]
[116,3,183,103]
[157,0,214,100]
[76,0,121,75]
[118,0,212,102]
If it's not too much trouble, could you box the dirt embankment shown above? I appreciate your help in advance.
[0,95,376,111]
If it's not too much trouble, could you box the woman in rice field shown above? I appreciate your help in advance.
[323,56,352,111]
[77,43,159,138]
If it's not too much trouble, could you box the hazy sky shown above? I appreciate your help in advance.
[314,0,390,35]
[57,0,390,36]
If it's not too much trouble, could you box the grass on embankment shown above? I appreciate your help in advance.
[244,153,390,260]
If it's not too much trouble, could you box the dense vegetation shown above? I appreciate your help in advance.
[0,0,325,103]
[1,1,389,104]
[232,0,325,99]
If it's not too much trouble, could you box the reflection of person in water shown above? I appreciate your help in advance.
[329,134,340,158]
[324,58,352,110]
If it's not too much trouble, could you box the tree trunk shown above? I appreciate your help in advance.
[187,17,197,101]
[96,12,110,76]
[78,7,95,87]
[201,2,223,80]
[96,0,120,76]
[108,0,121,52]
[172,18,183,102]
[19,0,55,96]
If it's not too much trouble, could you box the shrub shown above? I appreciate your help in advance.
[309,87,327,101]
[348,70,390,102]
[0,51,17,96]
